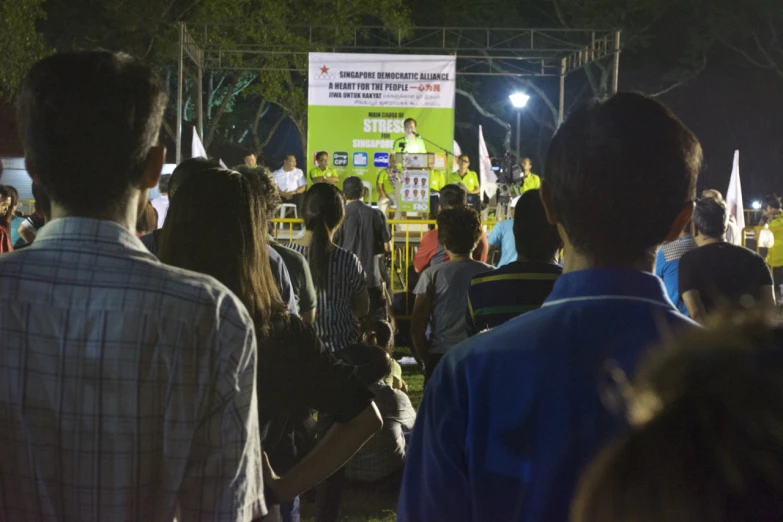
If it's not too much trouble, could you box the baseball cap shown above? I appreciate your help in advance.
[510,195,521,208]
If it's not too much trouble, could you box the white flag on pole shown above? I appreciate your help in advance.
[191,126,227,168]
[725,149,745,245]
[191,128,208,159]
[478,125,497,199]
[452,140,462,172]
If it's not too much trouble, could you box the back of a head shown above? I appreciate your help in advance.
[439,183,468,209]
[16,51,167,216]
[513,190,562,261]
[343,176,364,201]
[158,174,172,194]
[169,157,220,198]
[693,197,727,239]
[573,320,783,522]
[158,169,285,338]
[437,206,481,255]
[303,183,346,290]
[703,189,724,203]
[365,320,394,352]
[545,92,701,265]
[236,165,281,218]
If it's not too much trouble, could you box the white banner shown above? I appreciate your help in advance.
[308,52,456,108]
[478,125,496,199]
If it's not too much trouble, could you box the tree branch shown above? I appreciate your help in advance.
[720,38,775,69]
[257,112,288,153]
[456,88,511,133]
[650,55,707,97]
[204,74,238,148]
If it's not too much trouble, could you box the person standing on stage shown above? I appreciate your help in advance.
[393,118,427,154]
[448,154,480,195]
[309,151,340,185]
[519,156,542,195]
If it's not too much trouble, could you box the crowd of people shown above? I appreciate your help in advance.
[0,49,782,522]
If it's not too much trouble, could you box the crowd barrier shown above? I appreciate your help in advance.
[270,217,498,318]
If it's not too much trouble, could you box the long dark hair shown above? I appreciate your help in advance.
[0,185,19,231]
[157,169,288,341]
[302,183,345,291]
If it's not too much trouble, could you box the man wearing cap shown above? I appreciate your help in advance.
[487,195,521,268]
[334,176,393,323]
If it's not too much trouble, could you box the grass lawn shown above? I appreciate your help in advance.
[300,351,424,522]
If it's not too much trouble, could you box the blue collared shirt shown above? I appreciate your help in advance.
[487,219,517,267]
[398,268,697,522]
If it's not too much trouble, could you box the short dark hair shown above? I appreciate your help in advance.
[544,92,701,265]
[169,157,220,198]
[439,184,468,209]
[763,193,782,210]
[692,197,727,239]
[243,149,256,158]
[342,176,364,200]
[316,151,328,161]
[513,190,562,261]
[32,182,51,220]
[403,118,417,126]
[236,165,281,218]
[458,154,470,162]
[16,51,167,216]
[284,153,296,161]
[437,206,481,255]
[158,174,172,194]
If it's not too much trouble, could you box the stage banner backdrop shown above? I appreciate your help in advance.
[307,52,456,204]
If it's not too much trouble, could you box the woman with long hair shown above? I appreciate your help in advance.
[290,183,370,355]
[157,169,381,521]
[0,185,18,253]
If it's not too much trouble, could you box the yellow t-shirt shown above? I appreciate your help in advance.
[448,170,480,193]
[376,169,395,197]
[429,170,447,192]
[766,215,783,268]
[520,173,541,194]
[309,166,339,183]
[393,136,427,154]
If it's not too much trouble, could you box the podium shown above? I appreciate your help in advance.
[391,153,448,214]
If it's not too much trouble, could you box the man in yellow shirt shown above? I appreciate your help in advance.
[377,168,397,216]
[308,151,340,185]
[520,157,541,194]
[393,118,427,154]
[448,155,480,194]
[429,170,447,193]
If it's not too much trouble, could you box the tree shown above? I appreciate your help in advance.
[0,0,49,100]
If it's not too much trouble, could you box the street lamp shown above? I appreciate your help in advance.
[509,92,530,158]
[752,200,763,210]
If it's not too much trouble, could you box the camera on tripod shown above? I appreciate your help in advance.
[491,152,522,184]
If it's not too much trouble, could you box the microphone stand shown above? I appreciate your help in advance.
[416,134,458,159]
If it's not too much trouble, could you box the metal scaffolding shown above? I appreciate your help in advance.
[175,23,622,162]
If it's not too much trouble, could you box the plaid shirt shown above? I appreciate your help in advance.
[0,217,265,522]
[345,382,416,482]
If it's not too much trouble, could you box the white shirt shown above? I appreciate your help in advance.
[0,217,265,522]
[273,167,307,192]
[150,194,169,229]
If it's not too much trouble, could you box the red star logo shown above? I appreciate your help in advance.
[320,65,329,74]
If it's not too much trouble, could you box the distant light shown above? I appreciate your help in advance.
[752,200,762,210]
[509,92,530,109]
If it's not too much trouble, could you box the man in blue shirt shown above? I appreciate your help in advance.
[655,228,697,316]
[398,93,702,522]
[487,195,520,267]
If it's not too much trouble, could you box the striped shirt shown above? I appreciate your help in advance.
[0,217,265,522]
[466,260,562,334]
[289,243,367,353]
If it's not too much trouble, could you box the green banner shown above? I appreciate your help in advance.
[307,53,456,206]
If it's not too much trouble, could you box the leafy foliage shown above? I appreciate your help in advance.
[0,0,49,101]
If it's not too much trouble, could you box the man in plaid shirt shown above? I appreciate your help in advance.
[0,51,265,521]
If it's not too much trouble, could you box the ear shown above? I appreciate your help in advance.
[539,181,560,226]
[139,146,165,190]
[664,200,695,242]
[24,157,41,184]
